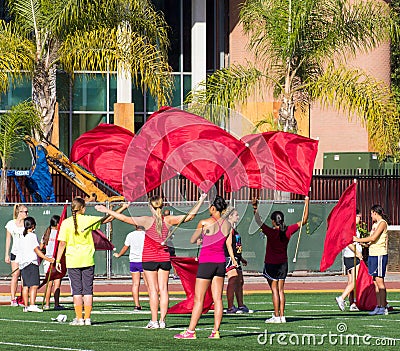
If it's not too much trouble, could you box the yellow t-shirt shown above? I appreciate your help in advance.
[368,219,388,256]
[58,214,102,268]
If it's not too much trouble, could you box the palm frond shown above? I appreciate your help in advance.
[309,64,400,158]
[59,27,173,106]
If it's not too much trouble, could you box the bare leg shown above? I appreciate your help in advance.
[277,279,286,317]
[22,286,29,306]
[188,278,211,331]
[158,269,170,323]
[211,276,224,332]
[44,281,53,306]
[29,286,38,306]
[226,275,237,309]
[340,271,354,301]
[267,279,280,317]
[131,272,141,307]
[143,270,159,322]
[374,277,386,307]
[10,262,20,300]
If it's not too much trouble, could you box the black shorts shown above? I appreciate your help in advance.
[168,246,176,257]
[10,253,17,262]
[344,257,360,274]
[142,261,172,271]
[197,262,225,279]
[263,262,288,281]
[68,266,95,296]
[21,264,40,287]
[225,257,242,272]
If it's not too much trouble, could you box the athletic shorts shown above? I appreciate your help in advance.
[368,255,388,278]
[225,257,242,272]
[68,266,95,296]
[263,262,288,281]
[10,253,17,262]
[168,246,176,257]
[196,262,225,279]
[142,261,171,271]
[344,257,360,274]
[130,262,143,273]
[21,264,40,287]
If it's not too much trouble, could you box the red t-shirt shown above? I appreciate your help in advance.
[261,223,299,264]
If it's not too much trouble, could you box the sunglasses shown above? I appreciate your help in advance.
[19,210,29,214]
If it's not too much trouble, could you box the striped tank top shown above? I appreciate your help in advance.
[141,218,170,262]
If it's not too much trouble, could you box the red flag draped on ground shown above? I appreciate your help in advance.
[70,123,134,194]
[356,260,377,310]
[122,107,248,201]
[168,257,213,314]
[224,132,319,195]
[320,182,357,272]
[39,205,68,288]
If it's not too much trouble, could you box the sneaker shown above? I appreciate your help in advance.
[54,305,66,311]
[84,318,91,326]
[27,305,43,313]
[335,297,345,311]
[10,299,19,307]
[375,307,385,315]
[237,305,250,313]
[385,304,394,312]
[226,306,238,314]
[43,305,50,310]
[133,306,142,312]
[349,304,359,312]
[70,318,85,326]
[145,320,159,329]
[23,306,28,312]
[208,330,220,339]
[159,320,166,329]
[265,314,281,323]
[174,330,196,339]
[173,275,180,280]
[280,316,286,323]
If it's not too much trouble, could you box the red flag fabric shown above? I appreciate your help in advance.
[122,107,247,201]
[92,229,115,251]
[224,132,319,195]
[168,257,213,314]
[320,183,357,272]
[70,123,134,194]
[39,205,68,288]
[356,261,377,311]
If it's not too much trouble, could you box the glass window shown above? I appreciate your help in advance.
[146,93,158,113]
[71,114,107,144]
[132,83,144,112]
[109,74,117,112]
[183,0,192,72]
[73,74,107,111]
[134,114,145,133]
[171,75,181,108]
[0,74,31,110]
[183,74,192,102]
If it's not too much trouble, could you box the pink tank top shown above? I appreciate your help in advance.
[142,218,170,262]
[198,219,227,263]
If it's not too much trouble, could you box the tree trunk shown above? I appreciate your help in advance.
[278,96,297,132]
[0,167,8,203]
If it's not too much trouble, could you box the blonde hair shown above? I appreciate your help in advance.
[71,197,86,235]
[13,204,27,219]
[222,206,236,219]
[149,195,163,236]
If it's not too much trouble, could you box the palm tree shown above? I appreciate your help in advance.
[187,0,400,159]
[0,0,173,140]
[0,101,42,202]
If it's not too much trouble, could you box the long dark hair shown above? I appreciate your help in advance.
[211,195,228,213]
[271,211,288,242]
[370,204,390,225]
[42,215,61,246]
[23,217,36,236]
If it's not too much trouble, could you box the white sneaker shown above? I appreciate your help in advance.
[265,314,281,323]
[27,305,43,313]
[23,306,28,312]
[70,318,85,326]
[84,318,91,326]
[335,297,345,311]
[159,320,166,329]
[349,303,359,312]
[145,320,159,329]
[43,305,50,310]
[280,316,286,323]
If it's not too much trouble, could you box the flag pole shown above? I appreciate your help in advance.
[292,200,307,263]
[352,179,358,306]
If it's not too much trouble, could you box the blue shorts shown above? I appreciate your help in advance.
[130,262,143,273]
[368,255,388,278]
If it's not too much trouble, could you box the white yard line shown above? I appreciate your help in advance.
[0,342,94,351]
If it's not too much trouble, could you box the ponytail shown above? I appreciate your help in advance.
[271,211,288,242]
[149,195,164,237]
[371,204,391,225]
[71,197,86,235]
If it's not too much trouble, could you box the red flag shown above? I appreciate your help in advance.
[70,123,134,194]
[122,107,247,201]
[224,132,319,195]
[168,257,213,314]
[356,261,377,311]
[39,205,68,288]
[92,229,115,251]
[320,182,357,272]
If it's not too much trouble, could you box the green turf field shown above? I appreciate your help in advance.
[0,292,399,351]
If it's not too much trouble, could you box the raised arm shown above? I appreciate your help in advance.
[252,198,264,227]
[167,193,208,225]
[296,196,309,226]
[95,204,137,225]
